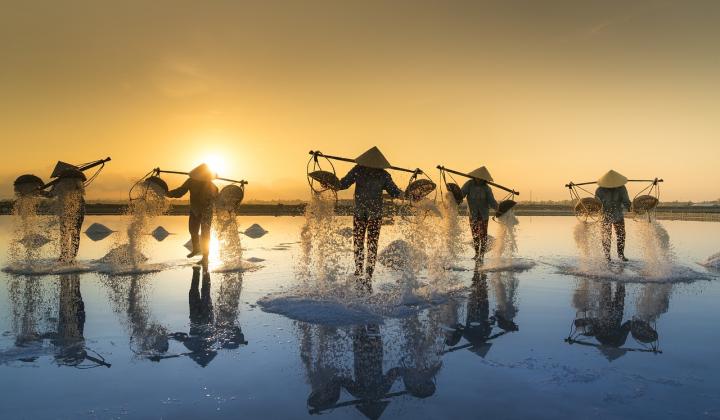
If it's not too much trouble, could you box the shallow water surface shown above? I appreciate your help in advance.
[1,215,719,419]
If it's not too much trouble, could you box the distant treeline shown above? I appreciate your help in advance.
[1,200,719,217]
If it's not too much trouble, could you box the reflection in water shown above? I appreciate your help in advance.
[170,268,248,366]
[299,267,514,419]
[567,279,665,359]
[444,266,519,357]
[101,273,170,359]
[1,274,110,368]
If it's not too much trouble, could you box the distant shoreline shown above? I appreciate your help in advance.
[1,200,718,221]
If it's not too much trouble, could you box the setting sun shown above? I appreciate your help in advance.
[199,154,227,177]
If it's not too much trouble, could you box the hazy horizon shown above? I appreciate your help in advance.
[2,0,719,202]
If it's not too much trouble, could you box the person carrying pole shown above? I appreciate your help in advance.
[338,147,403,287]
[460,167,498,263]
[595,170,631,262]
[166,163,219,267]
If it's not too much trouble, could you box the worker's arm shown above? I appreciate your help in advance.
[166,179,191,198]
[621,186,631,211]
[487,185,499,209]
[338,165,359,190]
[384,172,403,199]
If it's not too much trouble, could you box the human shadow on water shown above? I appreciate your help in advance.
[442,262,519,357]
[166,268,248,366]
[566,279,664,359]
[1,274,110,368]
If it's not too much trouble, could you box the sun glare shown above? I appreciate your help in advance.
[201,154,227,176]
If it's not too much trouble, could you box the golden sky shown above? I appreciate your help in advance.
[2,0,719,201]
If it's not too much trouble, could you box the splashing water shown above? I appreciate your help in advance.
[298,191,348,291]
[437,193,465,267]
[8,195,54,266]
[214,208,243,271]
[573,221,606,272]
[103,188,169,269]
[491,210,519,259]
[636,219,674,278]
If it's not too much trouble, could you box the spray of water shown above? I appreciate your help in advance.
[573,221,606,272]
[437,192,464,266]
[53,179,85,264]
[103,186,169,268]
[636,219,674,278]
[490,210,519,261]
[214,208,243,270]
[8,195,53,266]
[298,191,348,291]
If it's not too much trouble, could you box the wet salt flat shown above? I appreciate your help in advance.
[1,215,720,419]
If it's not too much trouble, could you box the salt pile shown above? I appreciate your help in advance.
[84,223,114,241]
[150,226,170,241]
[244,224,268,239]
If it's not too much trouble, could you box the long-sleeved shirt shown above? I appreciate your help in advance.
[595,186,630,223]
[461,180,498,221]
[339,165,402,218]
[167,178,219,216]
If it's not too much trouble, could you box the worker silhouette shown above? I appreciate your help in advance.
[166,163,219,267]
[459,167,498,263]
[50,169,87,263]
[338,147,403,287]
[595,170,631,262]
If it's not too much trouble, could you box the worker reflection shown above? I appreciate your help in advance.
[339,147,403,288]
[173,266,217,367]
[166,163,218,267]
[344,324,401,419]
[573,282,630,361]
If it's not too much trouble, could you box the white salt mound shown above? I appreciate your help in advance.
[151,226,171,241]
[244,224,268,239]
[100,244,149,264]
[19,234,51,248]
[378,240,426,270]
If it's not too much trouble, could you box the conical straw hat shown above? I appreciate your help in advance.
[189,163,215,181]
[468,166,493,182]
[597,170,627,188]
[355,146,391,169]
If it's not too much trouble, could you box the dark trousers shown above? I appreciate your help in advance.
[470,217,489,257]
[353,216,382,279]
[59,209,84,263]
[189,212,212,257]
[601,218,626,260]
